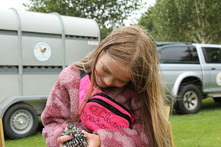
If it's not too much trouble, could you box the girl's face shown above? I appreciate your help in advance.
[95,52,131,88]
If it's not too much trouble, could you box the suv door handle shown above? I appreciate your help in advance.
[211,67,216,70]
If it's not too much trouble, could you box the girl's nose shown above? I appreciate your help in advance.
[103,75,114,86]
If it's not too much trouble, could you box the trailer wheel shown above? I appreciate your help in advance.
[175,84,202,114]
[3,103,38,139]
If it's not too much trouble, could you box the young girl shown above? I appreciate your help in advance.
[41,25,173,147]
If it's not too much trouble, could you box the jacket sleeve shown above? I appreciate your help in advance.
[93,96,149,147]
[41,66,82,147]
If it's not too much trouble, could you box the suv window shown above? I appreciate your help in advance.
[158,46,199,64]
[202,47,221,63]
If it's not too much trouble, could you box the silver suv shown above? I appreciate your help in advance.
[157,42,221,114]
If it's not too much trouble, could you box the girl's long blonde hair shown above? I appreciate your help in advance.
[75,25,173,147]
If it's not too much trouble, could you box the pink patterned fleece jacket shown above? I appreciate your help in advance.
[41,65,149,147]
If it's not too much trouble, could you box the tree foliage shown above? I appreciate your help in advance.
[139,0,221,44]
[139,6,154,32]
[138,6,157,38]
[24,0,144,39]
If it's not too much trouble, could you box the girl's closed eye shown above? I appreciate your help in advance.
[118,79,128,84]
[102,66,110,73]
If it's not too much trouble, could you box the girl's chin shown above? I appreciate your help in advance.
[96,76,107,88]
[97,81,107,88]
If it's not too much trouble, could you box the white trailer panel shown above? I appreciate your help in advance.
[0,8,100,139]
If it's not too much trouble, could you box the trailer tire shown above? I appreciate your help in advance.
[3,103,38,139]
[175,84,202,114]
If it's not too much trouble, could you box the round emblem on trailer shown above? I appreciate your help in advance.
[216,72,221,86]
[34,42,51,61]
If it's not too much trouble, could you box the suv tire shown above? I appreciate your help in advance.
[175,84,202,114]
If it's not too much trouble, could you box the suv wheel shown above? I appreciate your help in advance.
[175,84,202,114]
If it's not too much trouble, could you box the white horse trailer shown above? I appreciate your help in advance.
[0,8,100,139]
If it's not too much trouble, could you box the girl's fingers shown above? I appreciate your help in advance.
[81,130,89,138]
[57,135,74,144]
[81,130,101,147]
[81,130,87,135]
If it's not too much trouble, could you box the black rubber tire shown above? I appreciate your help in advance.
[213,97,221,103]
[175,84,202,114]
[3,103,38,139]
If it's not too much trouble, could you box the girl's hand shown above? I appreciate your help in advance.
[82,130,101,147]
[57,135,73,147]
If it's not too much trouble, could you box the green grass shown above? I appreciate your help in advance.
[4,120,46,147]
[171,98,221,147]
[4,98,221,147]
[5,133,46,147]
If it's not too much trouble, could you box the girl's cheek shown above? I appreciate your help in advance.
[95,66,105,77]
